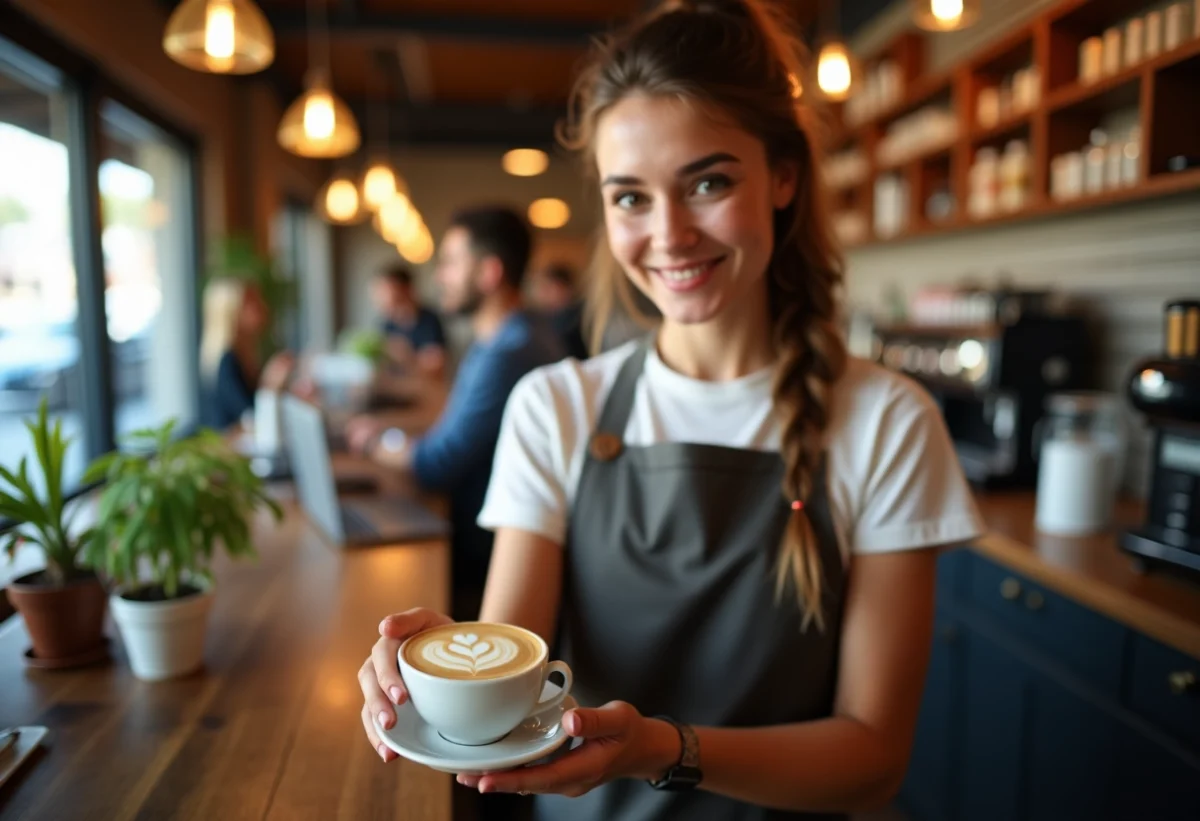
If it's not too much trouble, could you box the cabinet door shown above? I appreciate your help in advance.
[900,610,961,821]
[1111,724,1200,820]
[960,625,1120,821]
[1025,673,1120,821]
[959,626,1025,821]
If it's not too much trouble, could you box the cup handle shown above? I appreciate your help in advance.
[530,661,573,715]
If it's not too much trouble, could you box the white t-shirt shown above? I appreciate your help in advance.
[478,340,984,562]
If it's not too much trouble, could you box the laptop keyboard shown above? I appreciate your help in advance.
[339,505,379,538]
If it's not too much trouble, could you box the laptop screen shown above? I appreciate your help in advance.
[281,395,345,542]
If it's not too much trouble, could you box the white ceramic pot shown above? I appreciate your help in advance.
[109,584,214,681]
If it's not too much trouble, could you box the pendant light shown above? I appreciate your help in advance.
[360,53,407,211]
[163,0,274,74]
[814,0,854,102]
[816,41,854,101]
[912,0,981,32]
[277,0,359,158]
[316,168,367,225]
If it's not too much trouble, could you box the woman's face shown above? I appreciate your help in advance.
[595,94,795,328]
[239,287,269,335]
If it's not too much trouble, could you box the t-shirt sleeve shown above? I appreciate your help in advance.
[416,310,447,349]
[851,381,985,554]
[476,369,570,545]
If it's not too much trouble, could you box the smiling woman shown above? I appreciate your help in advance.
[358,2,984,819]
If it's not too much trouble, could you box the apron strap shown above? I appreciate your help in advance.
[594,337,652,438]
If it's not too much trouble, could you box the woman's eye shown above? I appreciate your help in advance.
[692,175,731,197]
[613,191,645,209]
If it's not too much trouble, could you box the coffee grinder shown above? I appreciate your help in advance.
[1120,299,1200,578]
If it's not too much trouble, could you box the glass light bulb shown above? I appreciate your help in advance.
[501,148,549,177]
[304,93,336,141]
[380,194,413,240]
[528,198,570,229]
[931,0,964,26]
[363,165,396,208]
[204,1,236,60]
[817,45,852,100]
[325,179,359,222]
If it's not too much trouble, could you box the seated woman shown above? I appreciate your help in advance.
[199,278,294,431]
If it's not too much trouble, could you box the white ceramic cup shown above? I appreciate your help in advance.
[397,624,574,746]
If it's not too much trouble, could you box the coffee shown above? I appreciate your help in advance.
[403,622,542,680]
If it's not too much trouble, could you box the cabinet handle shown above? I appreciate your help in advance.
[1000,577,1022,601]
[1168,671,1197,696]
[1025,591,1045,611]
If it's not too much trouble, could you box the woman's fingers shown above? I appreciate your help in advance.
[359,654,400,728]
[369,640,407,711]
[361,704,396,762]
[378,608,454,640]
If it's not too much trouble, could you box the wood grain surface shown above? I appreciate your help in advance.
[0,485,452,821]
[972,491,1200,661]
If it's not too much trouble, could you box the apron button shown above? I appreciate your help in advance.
[589,432,623,462]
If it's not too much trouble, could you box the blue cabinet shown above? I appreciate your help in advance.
[899,549,1200,821]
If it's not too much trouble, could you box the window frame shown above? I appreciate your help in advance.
[0,5,204,538]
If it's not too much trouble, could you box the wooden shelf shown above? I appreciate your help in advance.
[877,140,956,172]
[828,0,1200,251]
[846,168,1200,249]
[1048,37,1200,112]
[970,112,1034,145]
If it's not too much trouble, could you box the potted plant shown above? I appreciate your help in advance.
[83,420,282,681]
[2,400,108,668]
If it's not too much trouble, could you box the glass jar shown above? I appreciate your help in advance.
[1034,392,1128,535]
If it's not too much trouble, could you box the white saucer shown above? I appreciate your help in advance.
[375,682,575,775]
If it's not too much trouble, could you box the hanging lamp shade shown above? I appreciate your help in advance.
[911,0,980,32]
[362,162,409,210]
[316,170,367,225]
[278,69,360,158]
[163,0,274,74]
[816,41,854,101]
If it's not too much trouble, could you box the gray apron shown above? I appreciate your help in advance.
[537,342,848,821]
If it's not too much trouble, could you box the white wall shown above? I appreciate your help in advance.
[846,1,1200,497]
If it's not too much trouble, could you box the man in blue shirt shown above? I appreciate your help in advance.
[348,206,564,615]
[373,264,447,378]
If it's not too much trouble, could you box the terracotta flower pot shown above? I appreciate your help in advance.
[6,571,109,666]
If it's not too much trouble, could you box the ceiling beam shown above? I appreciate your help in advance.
[266,10,607,47]
[354,101,564,148]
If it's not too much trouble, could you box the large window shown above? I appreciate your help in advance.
[0,45,86,486]
[100,101,198,436]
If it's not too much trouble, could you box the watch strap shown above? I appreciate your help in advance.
[647,715,702,791]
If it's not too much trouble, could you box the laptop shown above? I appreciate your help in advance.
[281,395,450,547]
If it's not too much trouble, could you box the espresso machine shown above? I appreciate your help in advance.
[1120,299,1200,578]
[870,287,1092,488]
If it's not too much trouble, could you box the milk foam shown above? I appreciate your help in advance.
[420,632,522,676]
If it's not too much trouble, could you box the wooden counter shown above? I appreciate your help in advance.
[972,492,1200,660]
[0,491,452,820]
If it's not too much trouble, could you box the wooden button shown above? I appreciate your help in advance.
[588,432,623,462]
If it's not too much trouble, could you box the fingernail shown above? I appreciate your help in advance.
[378,710,391,729]
[565,713,580,734]
[378,743,388,761]
[478,782,490,794]
[389,686,403,704]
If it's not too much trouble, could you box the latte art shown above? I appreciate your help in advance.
[403,622,543,680]
[423,633,521,676]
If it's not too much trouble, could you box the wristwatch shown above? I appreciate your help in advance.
[647,715,703,791]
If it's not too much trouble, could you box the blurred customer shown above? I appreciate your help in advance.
[530,262,589,361]
[199,279,294,430]
[348,206,565,613]
[374,263,447,377]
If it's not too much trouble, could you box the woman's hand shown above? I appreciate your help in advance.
[456,701,681,798]
[260,351,296,391]
[358,608,454,762]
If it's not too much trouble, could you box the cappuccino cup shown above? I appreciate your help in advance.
[397,622,574,746]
